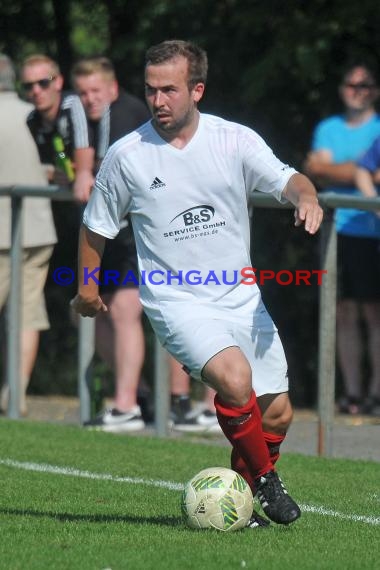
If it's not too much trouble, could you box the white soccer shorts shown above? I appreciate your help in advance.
[147,301,289,397]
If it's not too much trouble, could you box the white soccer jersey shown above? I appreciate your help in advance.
[84,113,296,321]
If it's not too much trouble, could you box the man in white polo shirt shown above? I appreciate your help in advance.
[72,40,323,527]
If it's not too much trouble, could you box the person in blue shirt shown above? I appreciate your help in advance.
[355,135,380,202]
[305,63,380,416]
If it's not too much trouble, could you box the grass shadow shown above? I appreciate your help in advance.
[1,507,183,527]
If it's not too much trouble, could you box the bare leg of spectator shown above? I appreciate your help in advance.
[363,303,380,400]
[96,288,144,412]
[170,356,190,395]
[336,301,362,409]
[169,354,220,432]
[1,328,39,416]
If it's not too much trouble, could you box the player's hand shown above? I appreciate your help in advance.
[70,294,107,318]
[294,197,323,234]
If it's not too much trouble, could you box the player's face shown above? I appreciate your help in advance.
[340,67,379,113]
[145,56,204,136]
[21,63,63,116]
[74,72,118,120]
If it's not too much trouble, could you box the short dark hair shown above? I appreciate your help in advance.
[145,40,208,89]
[340,62,378,86]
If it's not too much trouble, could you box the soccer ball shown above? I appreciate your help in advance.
[181,467,253,531]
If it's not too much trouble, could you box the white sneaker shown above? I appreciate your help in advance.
[83,406,145,433]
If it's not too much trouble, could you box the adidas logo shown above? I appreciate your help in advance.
[195,500,206,514]
[149,177,166,190]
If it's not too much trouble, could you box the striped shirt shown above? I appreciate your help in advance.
[27,92,90,164]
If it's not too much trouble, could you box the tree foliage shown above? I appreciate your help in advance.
[1,0,379,403]
[3,0,379,158]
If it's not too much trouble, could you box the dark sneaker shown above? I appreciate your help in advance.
[83,406,145,433]
[246,510,271,528]
[254,470,301,525]
[137,390,155,424]
[337,396,361,415]
[362,397,380,417]
[171,408,221,433]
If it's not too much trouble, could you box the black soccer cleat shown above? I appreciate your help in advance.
[246,509,271,529]
[254,470,301,525]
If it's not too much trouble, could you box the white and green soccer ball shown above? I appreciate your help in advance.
[181,467,253,531]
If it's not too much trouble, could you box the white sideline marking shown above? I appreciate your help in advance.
[0,458,182,491]
[299,504,380,526]
[1,458,379,526]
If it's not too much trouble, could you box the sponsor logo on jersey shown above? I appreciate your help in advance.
[170,205,215,226]
[149,177,166,190]
[163,205,226,239]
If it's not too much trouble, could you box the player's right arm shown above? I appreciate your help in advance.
[70,225,108,317]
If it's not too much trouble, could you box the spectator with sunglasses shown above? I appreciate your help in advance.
[21,55,94,202]
[304,63,380,416]
[20,54,94,293]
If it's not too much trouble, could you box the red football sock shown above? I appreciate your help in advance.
[231,447,255,491]
[262,431,285,465]
[230,432,285,494]
[214,392,273,480]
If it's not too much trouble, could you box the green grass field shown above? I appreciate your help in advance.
[0,419,379,570]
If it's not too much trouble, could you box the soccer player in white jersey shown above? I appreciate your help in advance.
[71,40,323,527]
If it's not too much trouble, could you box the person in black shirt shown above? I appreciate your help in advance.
[21,54,94,201]
[21,55,94,279]
[72,56,150,431]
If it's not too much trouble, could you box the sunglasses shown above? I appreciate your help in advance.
[22,76,56,91]
[343,82,376,91]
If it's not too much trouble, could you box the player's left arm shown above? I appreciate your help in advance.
[282,173,323,234]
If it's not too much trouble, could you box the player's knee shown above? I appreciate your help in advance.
[218,361,253,407]
[204,348,253,407]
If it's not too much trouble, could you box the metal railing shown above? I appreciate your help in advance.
[1,185,379,455]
